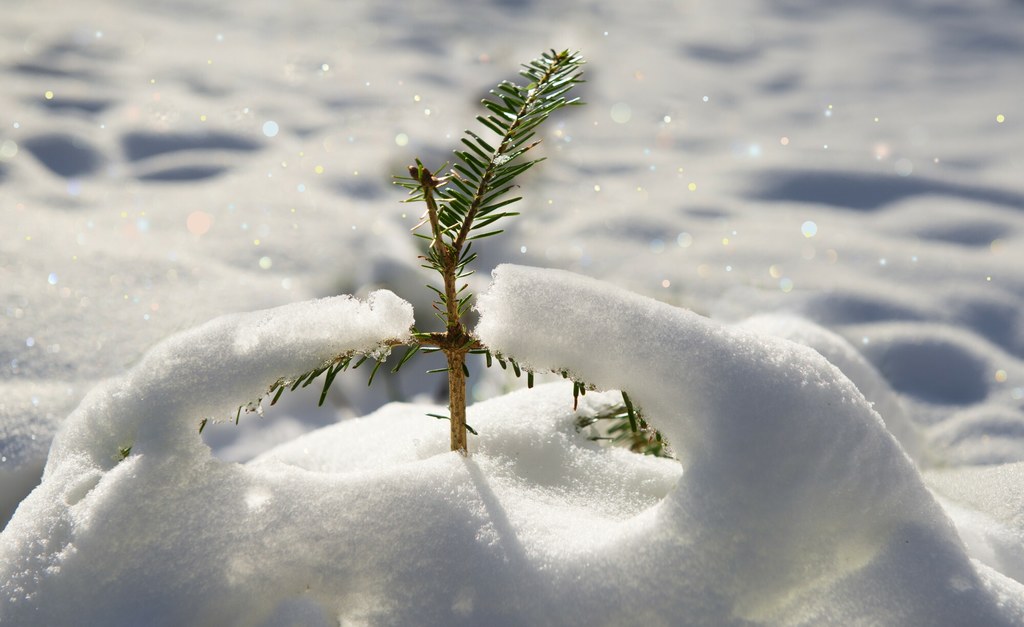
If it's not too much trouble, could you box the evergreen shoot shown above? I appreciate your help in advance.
[392,49,585,454]
[229,49,667,458]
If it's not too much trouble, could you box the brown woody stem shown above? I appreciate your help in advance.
[414,163,474,455]
[446,350,468,453]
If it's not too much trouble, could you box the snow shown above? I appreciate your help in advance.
[5,265,1024,624]
[2,0,1024,622]
[46,290,412,469]
[476,267,994,623]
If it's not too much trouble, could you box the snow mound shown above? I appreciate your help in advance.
[475,264,1024,623]
[927,463,1024,585]
[44,290,414,472]
[3,267,1023,625]
[738,313,925,463]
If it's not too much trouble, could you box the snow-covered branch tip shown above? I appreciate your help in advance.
[475,350,670,457]
[207,338,407,434]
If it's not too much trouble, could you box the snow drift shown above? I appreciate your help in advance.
[477,265,1024,623]
[2,266,1023,625]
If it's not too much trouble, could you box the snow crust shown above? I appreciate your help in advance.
[4,267,1023,625]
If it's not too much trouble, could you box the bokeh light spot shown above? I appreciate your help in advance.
[186,211,213,236]
[0,140,18,160]
[610,103,632,124]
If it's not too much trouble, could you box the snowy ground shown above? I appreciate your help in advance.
[2,0,1024,624]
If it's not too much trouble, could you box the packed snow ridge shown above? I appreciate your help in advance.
[2,266,1023,625]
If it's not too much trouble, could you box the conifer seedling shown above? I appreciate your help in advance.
[242,49,665,457]
[392,49,585,453]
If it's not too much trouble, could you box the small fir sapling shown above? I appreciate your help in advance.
[393,49,585,454]
[235,49,666,457]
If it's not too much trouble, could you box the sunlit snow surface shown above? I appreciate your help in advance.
[2,0,1024,623]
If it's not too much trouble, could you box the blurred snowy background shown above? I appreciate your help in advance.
[2,0,1023,522]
